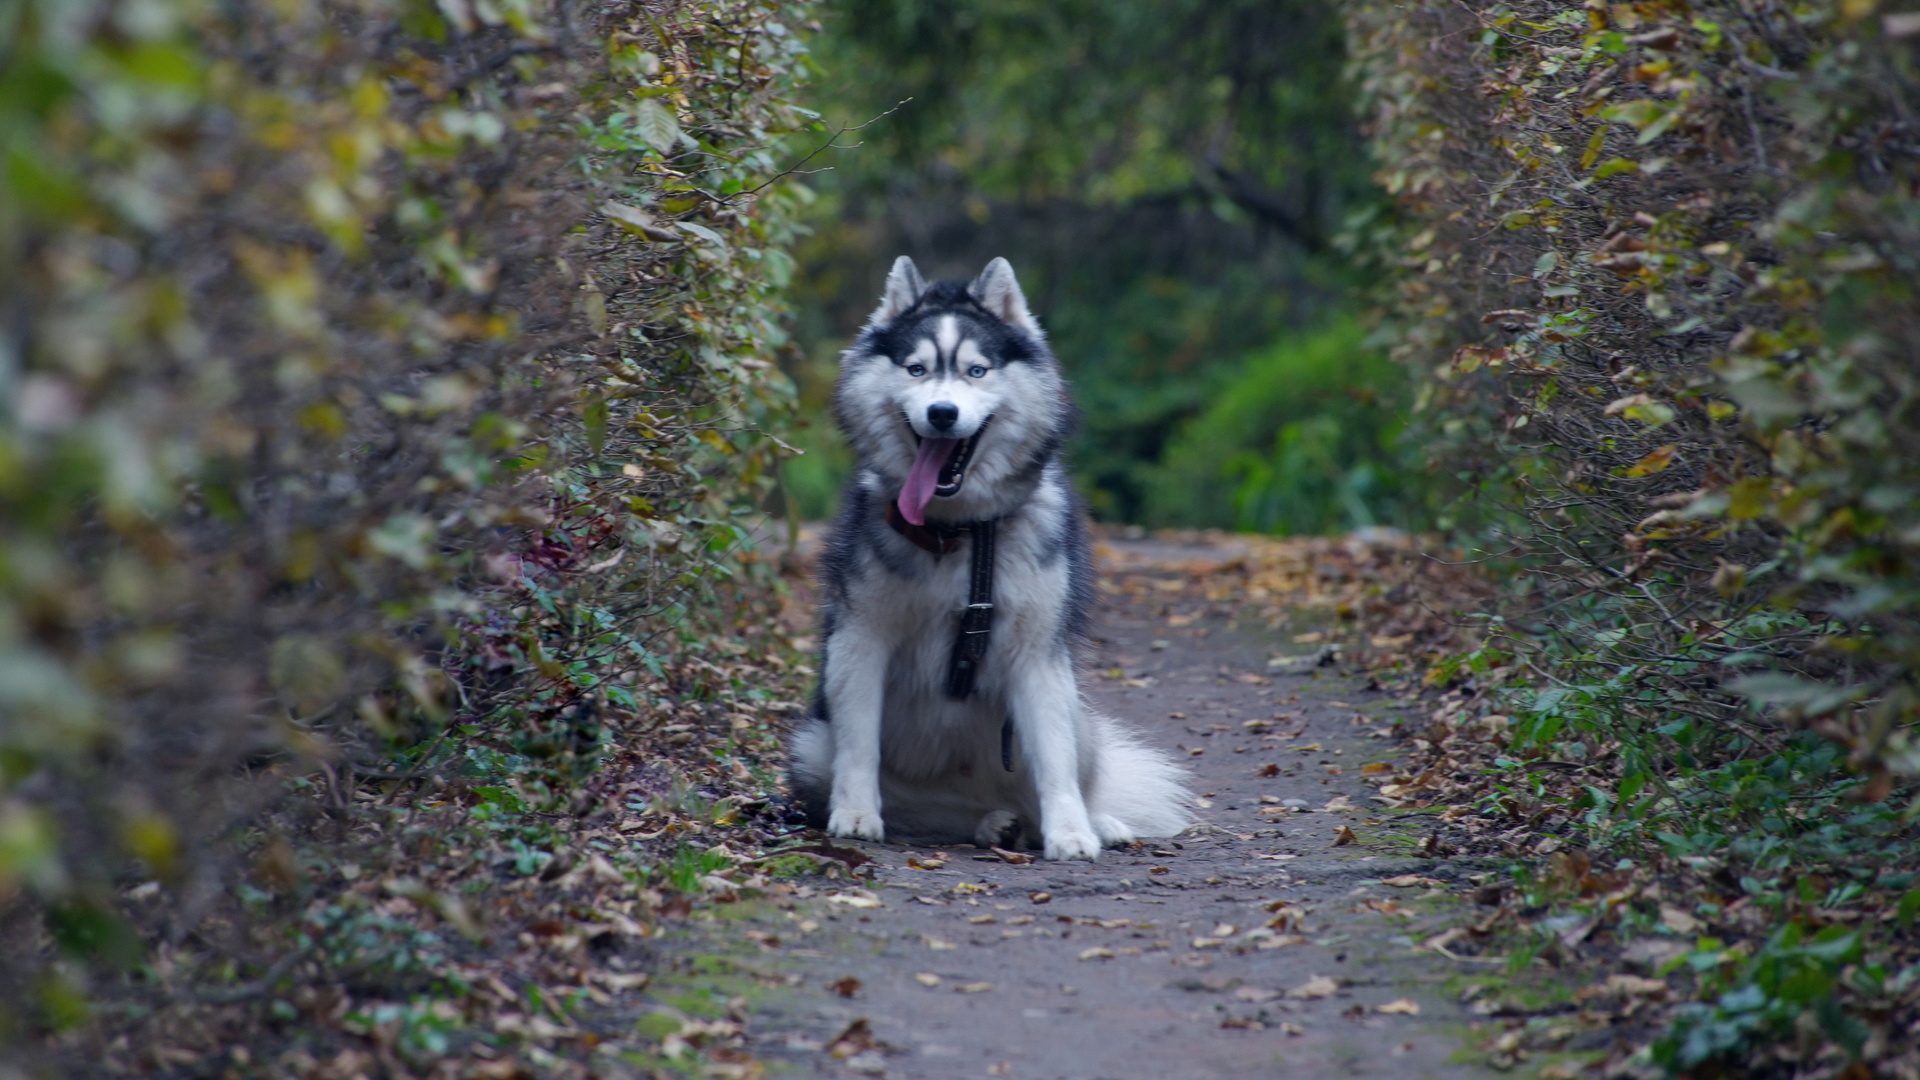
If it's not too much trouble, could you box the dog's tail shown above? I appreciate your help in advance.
[1086,711,1192,839]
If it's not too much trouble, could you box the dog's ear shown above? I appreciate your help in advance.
[872,255,926,324]
[969,257,1040,335]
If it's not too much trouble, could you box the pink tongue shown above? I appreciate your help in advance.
[898,438,961,526]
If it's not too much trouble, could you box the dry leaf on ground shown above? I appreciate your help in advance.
[1380,874,1444,888]
[827,1018,877,1059]
[1289,974,1341,999]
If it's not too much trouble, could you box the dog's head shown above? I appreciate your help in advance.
[836,257,1069,524]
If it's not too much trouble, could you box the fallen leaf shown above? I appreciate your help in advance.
[829,976,862,998]
[1078,947,1115,961]
[1028,891,1052,904]
[913,973,941,987]
[1234,986,1280,1003]
[1259,763,1280,777]
[1603,974,1669,999]
[1191,937,1226,949]
[1659,903,1701,935]
[953,981,993,994]
[1282,1022,1305,1036]
[1376,998,1420,1015]
[991,846,1034,865]
[1361,762,1393,774]
[827,1018,877,1059]
[1289,974,1341,999]
[826,890,882,909]
[1381,874,1444,888]
[907,855,948,870]
[923,936,957,951]
[1332,825,1357,846]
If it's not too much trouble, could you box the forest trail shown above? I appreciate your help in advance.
[658,535,1515,1080]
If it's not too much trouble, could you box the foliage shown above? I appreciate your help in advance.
[1142,316,1425,535]
[1349,0,1920,1071]
[0,0,815,1068]
[784,0,1380,523]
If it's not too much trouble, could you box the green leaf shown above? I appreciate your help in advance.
[1592,157,1640,179]
[630,98,682,153]
[584,393,609,457]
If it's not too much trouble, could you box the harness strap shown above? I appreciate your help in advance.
[883,504,1010,768]
[945,518,996,700]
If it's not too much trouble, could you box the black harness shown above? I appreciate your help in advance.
[884,503,1014,769]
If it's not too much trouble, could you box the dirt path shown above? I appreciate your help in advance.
[665,536,1507,1080]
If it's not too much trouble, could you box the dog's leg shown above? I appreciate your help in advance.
[1009,655,1100,860]
[822,626,887,841]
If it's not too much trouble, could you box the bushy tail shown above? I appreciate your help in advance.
[1087,712,1191,838]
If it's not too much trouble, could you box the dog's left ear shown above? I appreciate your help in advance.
[872,255,927,325]
[969,257,1040,335]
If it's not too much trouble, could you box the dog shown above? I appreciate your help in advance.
[787,256,1190,860]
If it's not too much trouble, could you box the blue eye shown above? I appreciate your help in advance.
[906,363,926,376]
[968,365,988,378]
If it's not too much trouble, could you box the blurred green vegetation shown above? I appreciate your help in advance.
[0,0,814,1069]
[1143,316,1421,534]
[781,0,1420,528]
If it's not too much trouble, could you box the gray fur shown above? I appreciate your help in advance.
[788,258,1189,859]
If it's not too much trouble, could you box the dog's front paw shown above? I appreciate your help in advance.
[826,806,885,841]
[1091,813,1135,847]
[1043,828,1101,861]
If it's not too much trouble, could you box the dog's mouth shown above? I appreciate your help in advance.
[896,416,991,525]
[931,424,984,497]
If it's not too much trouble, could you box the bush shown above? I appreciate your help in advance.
[1142,315,1424,534]
[0,0,812,1063]
[1350,0,1920,1070]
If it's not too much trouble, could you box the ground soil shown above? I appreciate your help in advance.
[659,535,1516,1080]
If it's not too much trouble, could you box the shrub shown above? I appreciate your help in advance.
[0,0,813,1061]
[1142,315,1424,534]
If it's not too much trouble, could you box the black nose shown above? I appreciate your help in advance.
[927,402,959,432]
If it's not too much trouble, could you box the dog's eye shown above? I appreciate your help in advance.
[906,363,926,377]
[967,365,988,378]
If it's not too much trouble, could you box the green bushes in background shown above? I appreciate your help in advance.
[1142,316,1422,534]
[0,0,812,1063]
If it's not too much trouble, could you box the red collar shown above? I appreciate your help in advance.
[885,500,966,555]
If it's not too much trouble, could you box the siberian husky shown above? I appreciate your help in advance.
[787,257,1189,860]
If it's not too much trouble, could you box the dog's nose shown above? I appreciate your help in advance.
[927,402,959,432]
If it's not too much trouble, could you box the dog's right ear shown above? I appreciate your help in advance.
[872,255,926,325]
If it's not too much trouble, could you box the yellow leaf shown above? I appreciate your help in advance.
[1377,998,1421,1015]
[1622,444,1678,477]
